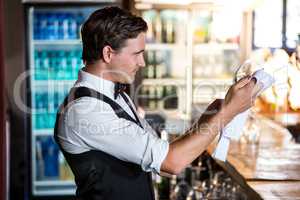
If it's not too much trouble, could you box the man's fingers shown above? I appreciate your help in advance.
[235,76,251,89]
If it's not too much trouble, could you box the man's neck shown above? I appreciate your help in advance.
[84,61,117,83]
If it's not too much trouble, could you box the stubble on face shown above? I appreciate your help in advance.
[109,33,146,84]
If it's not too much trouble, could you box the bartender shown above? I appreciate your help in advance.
[54,6,257,200]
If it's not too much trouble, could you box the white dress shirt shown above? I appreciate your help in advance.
[56,69,169,174]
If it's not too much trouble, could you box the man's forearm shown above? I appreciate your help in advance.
[161,100,234,174]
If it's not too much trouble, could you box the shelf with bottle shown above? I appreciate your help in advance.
[141,48,187,79]
[33,11,85,41]
[142,9,188,45]
[137,84,179,111]
[153,151,250,200]
[33,49,83,81]
[32,87,70,129]
[192,47,240,79]
[34,135,74,185]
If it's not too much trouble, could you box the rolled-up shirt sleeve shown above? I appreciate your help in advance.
[61,98,169,174]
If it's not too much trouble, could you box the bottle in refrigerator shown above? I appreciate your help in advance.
[155,51,166,79]
[68,13,78,39]
[36,140,44,180]
[38,136,59,179]
[148,86,157,110]
[41,50,50,79]
[163,86,178,109]
[142,10,156,43]
[147,51,155,78]
[59,152,74,180]
[156,86,164,109]
[161,10,176,44]
[34,50,41,80]
[154,13,162,43]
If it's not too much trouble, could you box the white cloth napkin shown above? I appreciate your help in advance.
[212,69,275,161]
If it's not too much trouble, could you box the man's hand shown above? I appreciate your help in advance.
[160,76,259,175]
[223,76,258,118]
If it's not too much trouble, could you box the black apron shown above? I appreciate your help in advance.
[54,87,155,200]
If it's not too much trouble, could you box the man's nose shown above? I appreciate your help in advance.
[138,54,146,68]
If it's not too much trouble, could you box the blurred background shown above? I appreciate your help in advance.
[0,0,300,199]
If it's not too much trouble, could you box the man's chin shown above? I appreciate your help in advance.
[121,76,135,84]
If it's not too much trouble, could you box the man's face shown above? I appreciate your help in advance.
[109,32,146,84]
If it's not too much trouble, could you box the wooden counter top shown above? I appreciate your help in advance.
[207,115,300,199]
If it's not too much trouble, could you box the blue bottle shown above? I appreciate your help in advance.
[53,13,59,40]
[48,90,55,114]
[42,136,59,179]
[68,13,77,39]
[54,91,60,110]
[35,91,45,129]
[47,13,55,40]
[62,13,70,39]
[57,13,64,39]
[76,13,84,38]
[59,51,67,80]
[47,50,54,80]
[41,50,49,80]
[34,13,41,40]
[35,139,44,180]
[34,50,41,80]
[41,13,51,39]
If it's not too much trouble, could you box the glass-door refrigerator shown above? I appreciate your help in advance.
[23,0,120,198]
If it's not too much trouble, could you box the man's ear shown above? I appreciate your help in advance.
[102,45,114,63]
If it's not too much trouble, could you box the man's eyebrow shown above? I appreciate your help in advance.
[133,49,145,54]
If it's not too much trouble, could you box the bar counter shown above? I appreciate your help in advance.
[207,115,300,199]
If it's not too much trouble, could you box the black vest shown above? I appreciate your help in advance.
[54,87,155,200]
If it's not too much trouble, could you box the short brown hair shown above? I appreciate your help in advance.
[81,6,148,64]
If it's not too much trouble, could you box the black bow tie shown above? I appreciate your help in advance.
[114,83,128,99]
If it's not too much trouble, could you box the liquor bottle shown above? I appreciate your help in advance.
[148,86,157,110]
[142,51,149,78]
[161,11,175,44]
[140,86,149,108]
[154,12,162,43]
[147,51,155,78]
[164,86,178,109]
[157,175,170,200]
[155,51,165,78]
[143,10,156,43]
[156,86,164,109]
[170,86,178,109]
[165,17,175,44]
[170,170,192,200]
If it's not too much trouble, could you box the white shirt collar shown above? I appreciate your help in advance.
[75,68,116,99]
